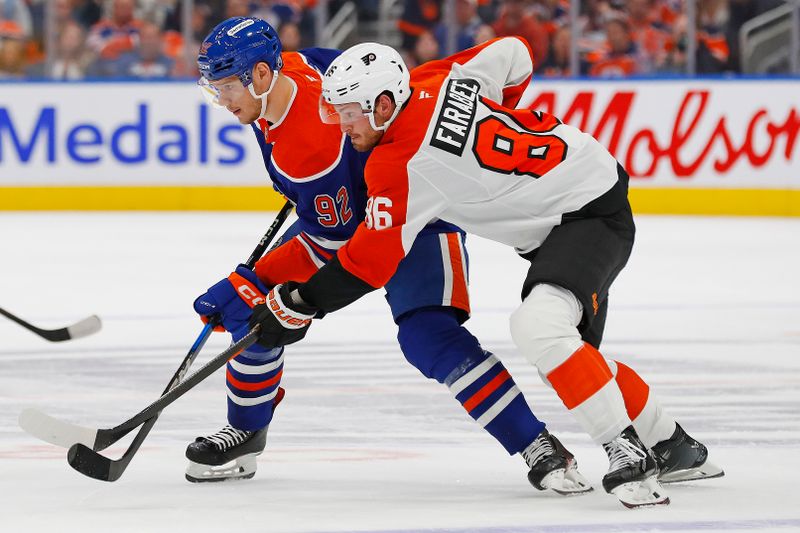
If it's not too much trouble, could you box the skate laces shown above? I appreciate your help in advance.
[604,433,648,472]
[201,425,252,451]
[522,432,555,469]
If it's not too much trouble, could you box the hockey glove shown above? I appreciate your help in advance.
[194,266,271,344]
[249,282,316,348]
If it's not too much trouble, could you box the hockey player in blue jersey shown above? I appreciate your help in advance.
[187,16,592,494]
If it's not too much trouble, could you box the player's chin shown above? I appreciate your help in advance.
[351,137,374,152]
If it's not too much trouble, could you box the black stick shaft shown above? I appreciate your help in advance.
[87,201,292,457]
[94,329,259,449]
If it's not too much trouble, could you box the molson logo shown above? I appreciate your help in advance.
[0,103,245,165]
[528,89,800,179]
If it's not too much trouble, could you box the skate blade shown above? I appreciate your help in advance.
[612,475,670,509]
[540,467,594,496]
[185,454,258,483]
[659,460,725,484]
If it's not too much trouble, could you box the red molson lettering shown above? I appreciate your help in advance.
[528,90,800,178]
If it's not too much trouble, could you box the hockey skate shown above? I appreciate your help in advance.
[522,429,593,495]
[185,387,284,483]
[652,423,724,484]
[602,426,669,508]
[185,424,267,482]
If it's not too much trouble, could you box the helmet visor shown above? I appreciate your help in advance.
[198,76,249,108]
[319,97,370,125]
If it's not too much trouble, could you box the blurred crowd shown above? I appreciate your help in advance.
[397,0,790,74]
[0,0,791,80]
[0,0,312,80]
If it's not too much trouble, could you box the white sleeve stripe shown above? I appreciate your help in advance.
[456,234,469,286]
[296,235,327,268]
[306,233,349,250]
[228,352,285,375]
[226,387,279,407]
[475,387,521,427]
[448,354,499,396]
[438,233,454,307]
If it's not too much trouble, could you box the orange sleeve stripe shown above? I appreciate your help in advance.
[226,369,284,392]
[462,369,511,412]
[546,343,613,410]
[614,361,650,420]
[446,233,470,314]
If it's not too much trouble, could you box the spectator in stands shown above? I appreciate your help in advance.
[254,0,303,28]
[588,15,639,76]
[668,0,735,74]
[0,35,25,78]
[540,24,574,76]
[492,0,549,70]
[578,0,613,38]
[473,22,495,45]
[532,0,570,36]
[226,0,251,18]
[53,0,76,29]
[87,0,143,60]
[113,20,174,79]
[27,20,91,79]
[432,0,491,55]
[695,0,732,73]
[404,28,440,68]
[0,0,32,38]
[398,0,440,52]
[625,0,672,72]
[278,21,301,51]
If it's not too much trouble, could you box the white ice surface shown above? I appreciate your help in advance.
[1,212,798,533]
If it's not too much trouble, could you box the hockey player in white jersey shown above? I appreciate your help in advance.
[245,38,724,508]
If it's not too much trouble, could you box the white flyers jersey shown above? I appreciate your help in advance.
[336,37,623,289]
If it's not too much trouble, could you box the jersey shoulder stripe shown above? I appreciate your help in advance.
[257,52,346,181]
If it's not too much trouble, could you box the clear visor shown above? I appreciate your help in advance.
[198,77,249,108]
[319,97,371,125]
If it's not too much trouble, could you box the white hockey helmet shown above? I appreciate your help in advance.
[320,42,411,131]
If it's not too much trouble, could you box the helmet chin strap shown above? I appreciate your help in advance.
[249,70,280,121]
[367,104,402,132]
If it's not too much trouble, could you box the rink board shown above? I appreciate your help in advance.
[1,79,798,215]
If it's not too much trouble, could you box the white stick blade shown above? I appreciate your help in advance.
[18,408,98,449]
[66,315,102,339]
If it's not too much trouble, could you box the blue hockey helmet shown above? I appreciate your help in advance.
[197,17,283,86]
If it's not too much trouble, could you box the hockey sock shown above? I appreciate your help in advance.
[612,360,676,449]
[546,342,630,444]
[445,350,545,454]
[226,347,284,431]
[397,307,545,454]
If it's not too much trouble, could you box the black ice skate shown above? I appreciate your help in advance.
[185,425,267,482]
[602,426,669,508]
[652,423,724,484]
[522,429,593,495]
[185,387,284,483]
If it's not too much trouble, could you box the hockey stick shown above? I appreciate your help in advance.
[0,307,101,342]
[65,328,259,480]
[20,201,293,481]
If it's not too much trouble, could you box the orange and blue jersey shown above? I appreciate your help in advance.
[250,49,370,285]
[251,48,461,301]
